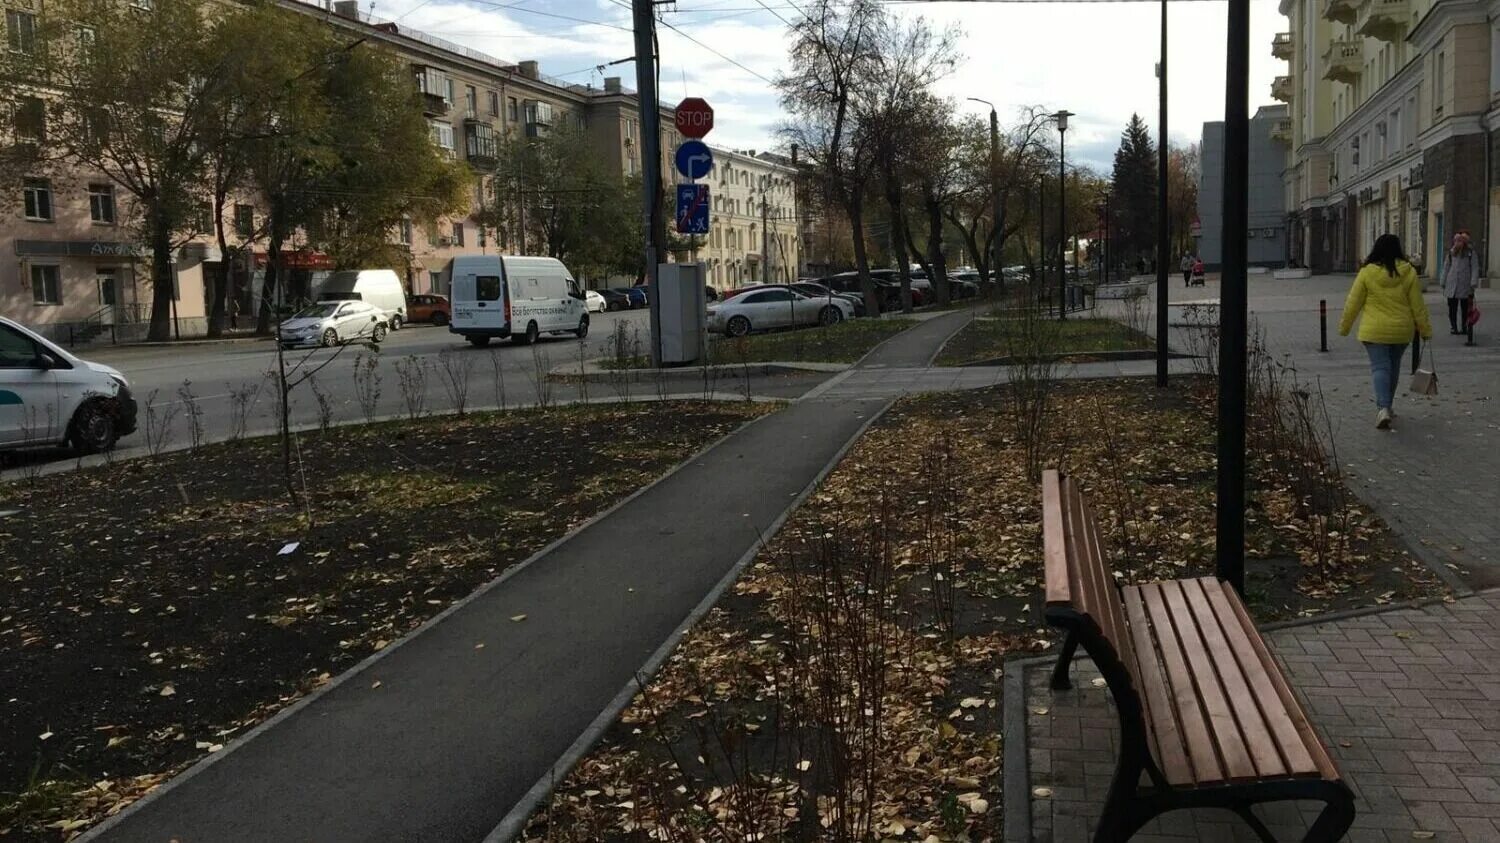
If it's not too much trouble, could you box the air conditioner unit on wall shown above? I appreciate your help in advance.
[437,236,453,247]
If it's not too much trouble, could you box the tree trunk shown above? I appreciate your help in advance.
[146,204,175,343]
[883,168,914,314]
[993,196,1009,295]
[257,195,289,335]
[206,204,230,338]
[924,187,950,307]
[847,192,879,316]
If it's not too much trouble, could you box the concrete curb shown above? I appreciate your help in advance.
[72,401,791,843]
[548,360,849,381]
[483,395,899,843]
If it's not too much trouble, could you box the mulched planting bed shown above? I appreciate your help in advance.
[935,317,1150,366]
[600,319,916,369]
[521,377,1443,842]
[0,401,772,841]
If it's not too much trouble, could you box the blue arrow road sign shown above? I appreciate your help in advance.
[676,184,710,234]
[674,140,714,180]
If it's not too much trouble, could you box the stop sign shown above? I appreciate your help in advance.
[675,97,714,139]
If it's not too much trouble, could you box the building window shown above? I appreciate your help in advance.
[88,183,115,224]
[1435,51,1445,116]
[234,204,254,238]
[466,122,496,161]
[452,222,465,247]
[21,177,51,220]
[14,95,43,142]
[507,96,519,122]
[429,271,442,294]
[6,9,36,55]
[430,120,455,155]
[524,100,553,126]
[488,89,499,116]
[465,84,477,117]
[30,264,60,305]
[398,218,413,245]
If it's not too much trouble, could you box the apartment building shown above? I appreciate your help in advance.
[692,148,800,290]
[1197,106,1291,269]
[1275,0,1499,279]
[1,0,681,340]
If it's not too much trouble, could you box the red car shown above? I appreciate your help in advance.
[406,294,451,326]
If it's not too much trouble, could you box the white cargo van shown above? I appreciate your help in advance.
[317,269,408,329]
[0,316,137,453]
[447,255,588,347]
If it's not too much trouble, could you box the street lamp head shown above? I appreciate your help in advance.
[1053,110,1074,132]
[967,96,995,110]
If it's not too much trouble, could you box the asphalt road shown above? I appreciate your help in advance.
[79,308,656,450]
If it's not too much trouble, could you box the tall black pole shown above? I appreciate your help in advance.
[990,108,1004,295]
[1103,194,1111,285]
[632,0,664,366]
[1057,126,1067,320]
[1038,177,1046,297]
[1217,0,1250,594]
[1156,0,1170,387]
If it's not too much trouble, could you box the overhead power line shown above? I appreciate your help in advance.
[656,18,777,84]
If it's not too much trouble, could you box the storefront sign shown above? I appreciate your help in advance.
[253,250,334,270]
[14,240,145,258]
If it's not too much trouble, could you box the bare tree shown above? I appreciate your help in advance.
[435,347,475,416]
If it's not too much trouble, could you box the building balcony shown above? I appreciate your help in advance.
[1270,118,1293,145]
[1322,39,1363,84]
[421,93,449,117]
[1322,0,1359,23]
[1272,32,1294,60]
[1271,75,1294,103]
[1356,0,1410,42]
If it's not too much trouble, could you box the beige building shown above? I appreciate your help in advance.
[1,0,678,341]
[692,148,800,291]
[1276,0,1499,280]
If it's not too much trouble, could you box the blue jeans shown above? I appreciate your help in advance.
[1363,342,1407,410]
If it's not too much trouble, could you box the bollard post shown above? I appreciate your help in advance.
[1319,299,1328,352]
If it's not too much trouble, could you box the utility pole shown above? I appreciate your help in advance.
[632,0,665,366]
[1217,0,1251,594]
[517,147,527,254]
[1156,0,1170,387]
[1037,177,1046,297]
[761,177,770,284]
[969,98,1005,296]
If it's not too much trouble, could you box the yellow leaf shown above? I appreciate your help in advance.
[159,685,176,697]
[510,615,527,622]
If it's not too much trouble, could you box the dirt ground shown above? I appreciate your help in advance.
[520,378,1444,842]
[0,400,771,840]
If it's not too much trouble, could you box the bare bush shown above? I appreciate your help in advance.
[527,344,553,408]
[309,376,335,433]
[142,389,178,457]
[226,380,261,443]
[915,433,960,637]
[353,354,382,423]
[394,356,429,420]
[9,406,52,485]
[1002,284,1062,481]
[176,380,205,451]
[436,347,476,416]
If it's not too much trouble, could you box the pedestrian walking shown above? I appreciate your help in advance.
[228,295,240,330]
[1441,232,1478,335]
[1338,233,1432,430]
[1180,253,1194,286]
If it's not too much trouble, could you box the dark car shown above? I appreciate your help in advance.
[818,271,903,312]
[598,289,631,311]
[610,287,647,309]
[791,282,866,318]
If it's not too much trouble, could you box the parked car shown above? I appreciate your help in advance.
[818,271,903,312]
[406,294,452,325]
[632,284,651,306]
[597,289,631,311]
[707,288,854,337]
[449,255,588,347]
[705,285,720,302]
[790,282,867,318]
[584,289,607,313]
[611,287,647,309]
[278,300,387,349]
[316,269,408,330]
[0,316,137,453]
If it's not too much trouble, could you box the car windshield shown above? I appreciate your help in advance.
[291,303,340,319]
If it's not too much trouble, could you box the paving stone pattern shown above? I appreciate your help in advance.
[1026,590,1500,842]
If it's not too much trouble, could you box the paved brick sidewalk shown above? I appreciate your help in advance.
[1021,590,1500,842]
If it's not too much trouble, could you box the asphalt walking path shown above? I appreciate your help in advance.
[86,311,975,843]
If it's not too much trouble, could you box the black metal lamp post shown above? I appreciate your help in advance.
[968,97,1004,296]
[1053,110,1074,320]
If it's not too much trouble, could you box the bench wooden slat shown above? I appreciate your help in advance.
[1063,480,1118,653]
[1212,579,1339,781]
[1199,577,1321,778]
[1159,579,1258,783]
[1078,493,1140,681]
[1042,471,1071,606]
[1140,582,1224,784]
[1180,577,1288,779]
[1122,586,1193,786]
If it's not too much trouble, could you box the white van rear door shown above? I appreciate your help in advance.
[452,272,508,331]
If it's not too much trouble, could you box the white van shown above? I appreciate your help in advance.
[447,255,588,347]
[316,269,408,330]
[0,316,137,453]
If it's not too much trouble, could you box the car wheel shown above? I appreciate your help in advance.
[321,328,338,347]
[68,399,118,455]
[468,336,490,348]
[726,315,751,337]
[371,323,388,343]
[432,311,449,326]
[390,314,404,331]
[513,321,540,345]
[574,315,589,338]
[819,306,842,326]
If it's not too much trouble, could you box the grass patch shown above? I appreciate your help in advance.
[935,316,1149,366]
[600,318,917,369]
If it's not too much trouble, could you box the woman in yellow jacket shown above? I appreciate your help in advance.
[1338,234,1433,429]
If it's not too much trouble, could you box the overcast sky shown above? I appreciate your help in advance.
[358,0,1288,173]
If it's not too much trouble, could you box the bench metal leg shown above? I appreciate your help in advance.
[1301,782,1356,843]
[1232,805,1276,843]
[1051,628,1080,690]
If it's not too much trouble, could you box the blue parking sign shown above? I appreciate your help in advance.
[676,184,710,234]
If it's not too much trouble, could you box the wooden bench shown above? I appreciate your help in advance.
[1040,470,1355,842]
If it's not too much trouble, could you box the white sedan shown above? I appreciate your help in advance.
[707,287,854,337]
[278,300,387,348]
[585,290,607,313]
